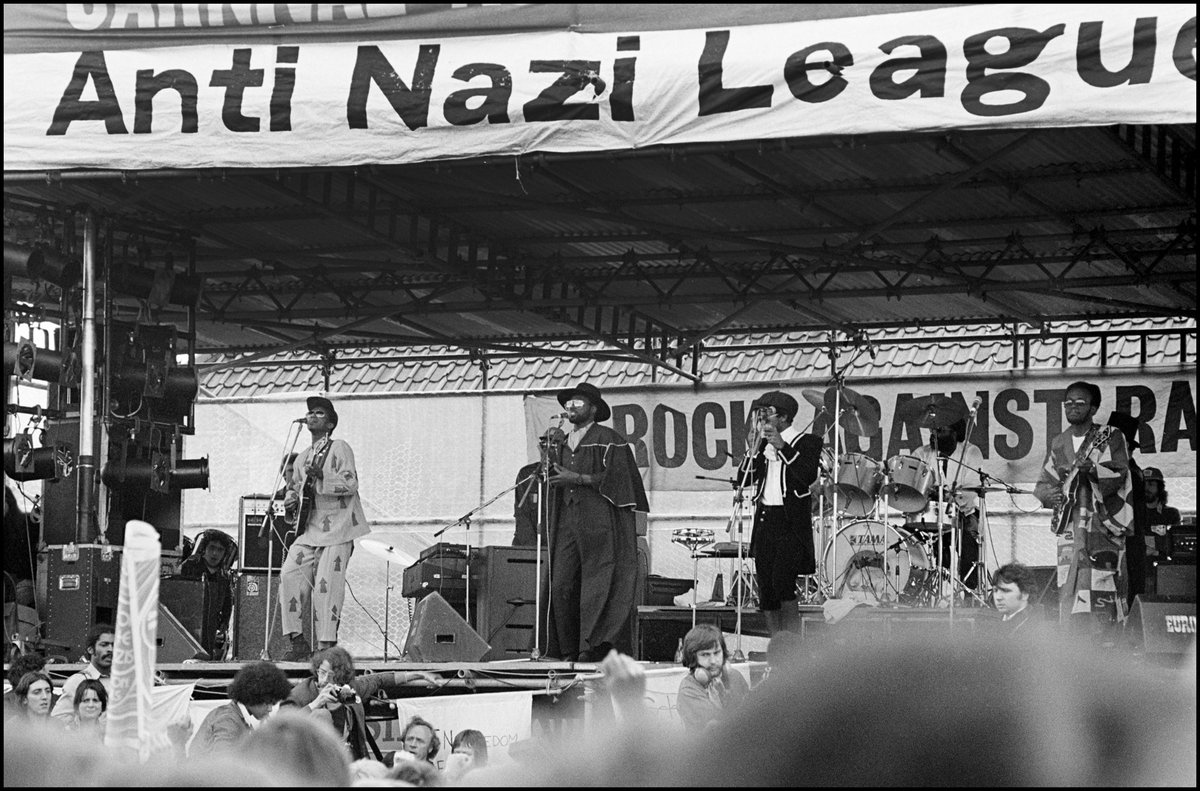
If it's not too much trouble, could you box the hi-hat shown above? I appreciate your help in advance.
[823,386,881,437]
[898,395,966,430]
[359,538,413,565]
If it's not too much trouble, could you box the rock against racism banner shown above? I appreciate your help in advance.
[4,4,1195,170]
[525,366,1197,492]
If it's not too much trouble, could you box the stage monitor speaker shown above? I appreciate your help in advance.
[233,572,310,661]
[472,546,547,661]
[1125,595,1196,655]
[239,496,288,572]
[1154,563,1197,600]
[157,602,208,661]
[159,577,206,646]
[404,592,490,663]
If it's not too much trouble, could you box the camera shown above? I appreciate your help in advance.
[326,684,356,703]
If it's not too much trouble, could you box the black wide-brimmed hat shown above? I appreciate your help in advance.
[752,390,799,422]
[307,395,339,427]
[1106,410,1140,450]
[557,382,611,423]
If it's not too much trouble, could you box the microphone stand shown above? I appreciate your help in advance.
[434,476,532,631]
[260,423,303,660]
[532,420,563,660]
[729,417,762,659]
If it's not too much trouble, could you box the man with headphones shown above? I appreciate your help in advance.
[675,624,749,734]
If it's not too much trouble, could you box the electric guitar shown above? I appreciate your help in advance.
[1051,425,1116,535]
[285,436,332,542]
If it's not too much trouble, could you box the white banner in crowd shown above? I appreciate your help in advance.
[388,690,533,770]
[526,367,1197,492]
[4,4,1195,170]
[104,519,167,761]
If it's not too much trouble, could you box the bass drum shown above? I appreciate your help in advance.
[821,520,931,606]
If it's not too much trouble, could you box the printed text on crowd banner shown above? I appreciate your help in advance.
[525,368,1196,491]
[4,4,1195,170]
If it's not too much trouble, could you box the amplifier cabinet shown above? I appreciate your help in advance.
[239,495,288,572]
[44,545,122,662]
[402,557,468,602]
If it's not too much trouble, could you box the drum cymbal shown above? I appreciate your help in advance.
[801,389,827,410]
[359,538,414,565]
[897,395,966,430]
[823,386,881,437]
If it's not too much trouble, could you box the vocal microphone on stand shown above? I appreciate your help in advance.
[968,397,982,418]
[293,417,307,423]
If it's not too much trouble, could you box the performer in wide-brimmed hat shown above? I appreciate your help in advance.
[545,382,648,662]
[280,395,370,660]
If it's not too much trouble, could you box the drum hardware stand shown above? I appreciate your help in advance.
[670,529,715,629]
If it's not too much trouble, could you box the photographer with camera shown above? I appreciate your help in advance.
[288,646,439,762]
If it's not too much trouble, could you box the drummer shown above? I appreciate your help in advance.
[907,418,985,590]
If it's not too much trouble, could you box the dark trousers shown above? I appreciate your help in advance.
[752,506,813,611]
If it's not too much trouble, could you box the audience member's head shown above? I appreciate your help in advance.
[680,624,728,672]
[400,715,440,762]
[388,751,443,786]
[73,678,108,722]
[229,660,294,720]
[991,563,1037,617]
[6,653,46,688]
[13,671,53,718]
[84,624,115,671]
[240,708,351,787]
[312,645,356,686]
[348,758,390,784]
[450,728,489,769]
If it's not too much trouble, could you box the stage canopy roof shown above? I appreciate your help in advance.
[4,4,1196,381]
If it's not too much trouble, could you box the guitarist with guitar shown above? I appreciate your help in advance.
[280,396,371,661]
[1034,381,1134,641]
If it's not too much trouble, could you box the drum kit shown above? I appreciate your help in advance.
[809,388,991,608]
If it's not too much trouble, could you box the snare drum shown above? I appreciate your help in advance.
[671,528,714,551]
[883,454,934,513]
[833,453,883,517]
[821,520,930,605]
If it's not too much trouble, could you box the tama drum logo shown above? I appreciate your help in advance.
[1164,615,1195,634]
[848,534,882,546]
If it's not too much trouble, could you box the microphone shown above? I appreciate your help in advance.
[864,335,877,360]
[293,417,307,423]
[968,397,982,417]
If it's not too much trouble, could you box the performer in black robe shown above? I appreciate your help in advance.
[546,383,649,662]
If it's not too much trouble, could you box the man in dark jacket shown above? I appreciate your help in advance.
[738,391,824,635]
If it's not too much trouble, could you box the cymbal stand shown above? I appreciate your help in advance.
[261,423,303,660]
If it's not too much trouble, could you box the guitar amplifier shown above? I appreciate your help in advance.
[239,495,288,572]
[1166,523,1196,561]
[402,557,468,602]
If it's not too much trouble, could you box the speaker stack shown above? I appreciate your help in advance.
[232,572,311,660]
[471,546,549,661]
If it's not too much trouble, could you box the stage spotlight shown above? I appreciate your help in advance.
[3,435,74,481]
[3,241,81,287]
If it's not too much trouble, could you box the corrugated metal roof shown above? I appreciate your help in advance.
[198,317,1195,398]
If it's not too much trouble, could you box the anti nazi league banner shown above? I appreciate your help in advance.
[525,367,1197,492]
[4,4,1195,171]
